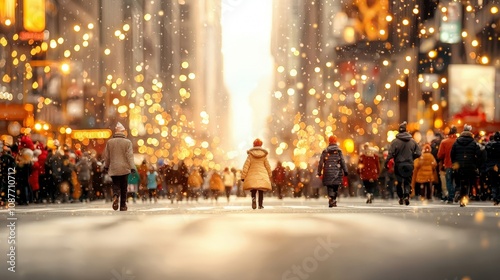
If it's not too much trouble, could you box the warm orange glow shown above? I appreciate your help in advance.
[23,0,46,32]
[71,129,113,140]
[0,0,16,26]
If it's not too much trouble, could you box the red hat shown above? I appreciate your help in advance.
[423,143,431,152]
[253,138,263,147]
[328,135,337,144]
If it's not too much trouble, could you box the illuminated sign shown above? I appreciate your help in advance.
[23,0,46,32]
[19,31,46,41]
[71,129,113,140]
[440,1,462,44]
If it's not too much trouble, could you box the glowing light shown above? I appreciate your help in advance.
[61,63,70,74]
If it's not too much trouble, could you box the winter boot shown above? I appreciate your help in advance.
[258,191,264,209]
[404,196,410,206]
[112,195,119,211]
[251,197,256,209]
[366,193,373,204]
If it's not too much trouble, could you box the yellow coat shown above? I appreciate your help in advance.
[413,152,438,184]
[188,169,203,188]
[209,172,225,191]
[241,147,272,191]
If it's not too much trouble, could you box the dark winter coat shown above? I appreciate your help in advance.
[75,157,91,181]
[317,144,348,186]
[484,140,500,172]
[386,132,421,166]
[48,152,64,178]
[1,152,16,191]
[450,131,483,172]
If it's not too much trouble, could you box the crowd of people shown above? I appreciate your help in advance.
[1,121,500,210]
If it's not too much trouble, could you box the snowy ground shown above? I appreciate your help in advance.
[1,197,499,280]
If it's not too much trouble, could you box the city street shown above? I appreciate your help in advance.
[1,197,499,280]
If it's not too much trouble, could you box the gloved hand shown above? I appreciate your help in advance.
[131,169,136,174]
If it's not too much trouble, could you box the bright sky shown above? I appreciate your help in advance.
[221,0,273,163]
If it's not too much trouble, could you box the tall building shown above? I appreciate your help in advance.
[0,0,229,165]
[270,0,499,165]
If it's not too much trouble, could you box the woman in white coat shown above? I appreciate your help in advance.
[241,138,272,209]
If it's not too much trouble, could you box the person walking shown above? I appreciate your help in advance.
[357,142,380,204]
[75,152,92,203]
[385,122,422,206]
[450,124,484,207]
[127,166,140,203]
[317,135,348,207]
[187,166,204,201]
[241,138,273,209]
[0,145,16,207]
[412,144,438,201]
[222,167,235,202]
[272,161,287,199]
[209,171,224,203]
[138,160,149,203]
[103,122,137,211]
[437,126,458,204]
[146,166,158,203]
[484,132,500,206]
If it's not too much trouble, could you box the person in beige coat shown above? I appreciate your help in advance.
[241,138,272,209]
[209,171,224,202]
[103,122,137,211]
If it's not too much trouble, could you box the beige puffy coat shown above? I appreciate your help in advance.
[103,133,136,176]
[209,172,225,191]
[241,147,272,191]
[188,169,204,189]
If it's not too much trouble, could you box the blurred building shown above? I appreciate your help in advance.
[270,0,500,165]
[0,0,229,163]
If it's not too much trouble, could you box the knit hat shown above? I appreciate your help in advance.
[463,124,472,132]
[423,144,431,153]
[253,138,263,147]
[398,121,407,133]
[115,122,126,132]
[328,135,337,144]
[493,131,500,141]
[449,126,457,135]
